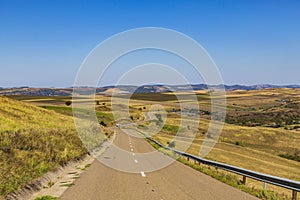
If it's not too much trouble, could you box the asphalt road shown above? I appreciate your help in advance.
[61,128,259,200]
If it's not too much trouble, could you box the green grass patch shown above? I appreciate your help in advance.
[162,124,179,134]
[39,105,73,116]
[81,163,92,171]
[60,183,75,187]
[39,106,115,126]
[278,153,300,162]
[96,111,114,126]
[34,195,58,200]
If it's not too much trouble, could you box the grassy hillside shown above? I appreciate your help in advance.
[0,96,87,197]
[225,89,300,127]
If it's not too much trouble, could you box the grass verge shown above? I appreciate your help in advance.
[34,195,58,200]
[147,140,290,200]
[0,97,87,198]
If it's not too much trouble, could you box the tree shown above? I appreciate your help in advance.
[99,121,107,127]
[65,100,72,106]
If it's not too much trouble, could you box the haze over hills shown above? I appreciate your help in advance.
[1,84,300,96]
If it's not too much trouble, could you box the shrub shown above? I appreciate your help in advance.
[168,141,176,148]
[65,100,72,106]
[99,121,107,127]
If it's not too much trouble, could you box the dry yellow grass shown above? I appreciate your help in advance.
[0,97,87,197]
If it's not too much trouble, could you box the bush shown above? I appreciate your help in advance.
[168,141,176,148]
[65,100,72,106]
[279,152,300,162]
[99,121,107,127]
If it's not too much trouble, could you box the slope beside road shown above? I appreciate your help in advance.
[61,128,259,200]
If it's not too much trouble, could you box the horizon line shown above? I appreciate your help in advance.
[1,83,300,89]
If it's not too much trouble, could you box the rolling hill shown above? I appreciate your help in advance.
[1,84,300,96]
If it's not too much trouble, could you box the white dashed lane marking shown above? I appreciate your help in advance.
[140,171,146,177]
[134,159,138,163]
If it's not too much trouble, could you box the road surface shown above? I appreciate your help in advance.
[61,128,258,200]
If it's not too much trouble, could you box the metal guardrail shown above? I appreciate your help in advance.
[146,136,300,200]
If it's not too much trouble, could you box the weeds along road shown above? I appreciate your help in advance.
[61,128,259,200]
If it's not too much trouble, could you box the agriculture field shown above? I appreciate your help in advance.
[128,89,300,198]
[129,88,300,163]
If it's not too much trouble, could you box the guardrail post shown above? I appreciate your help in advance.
[242,176,247,185]
[263,182,267,189]
[292,190,297,200]
[187,156,189,161]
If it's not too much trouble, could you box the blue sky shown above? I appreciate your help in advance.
[0,0,299,87]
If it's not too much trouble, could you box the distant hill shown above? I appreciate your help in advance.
[1,84,300,96]
[0,87,71,96]
[222,84,300,90]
